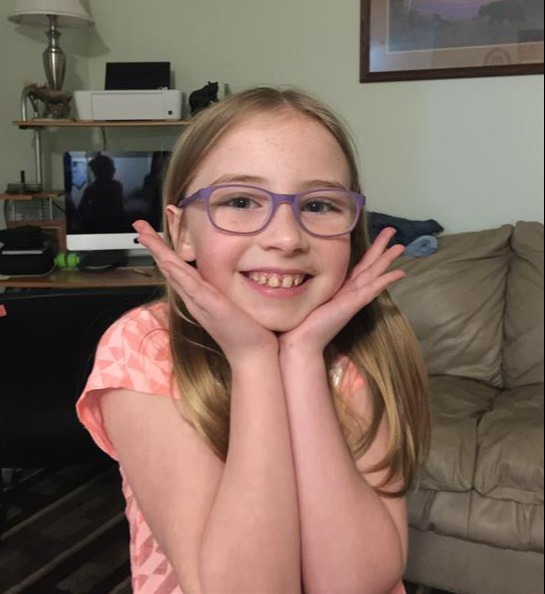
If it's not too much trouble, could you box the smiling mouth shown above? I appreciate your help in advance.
[243,271,311,289]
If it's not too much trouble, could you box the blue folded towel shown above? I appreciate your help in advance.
[404,235,438,258]
[368,212,444,247]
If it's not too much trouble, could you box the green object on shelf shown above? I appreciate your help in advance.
[55,252,80,269]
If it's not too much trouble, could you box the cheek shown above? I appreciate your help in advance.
[180,211,238,282]
[321,242,352,295]
[191,237,242,287]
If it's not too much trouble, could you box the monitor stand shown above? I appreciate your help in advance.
[78,250,128,272]
[126,253,155,268]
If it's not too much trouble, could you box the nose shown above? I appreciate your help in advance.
[259,203,309,254]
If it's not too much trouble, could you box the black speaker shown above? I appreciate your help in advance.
[105,62,171,90]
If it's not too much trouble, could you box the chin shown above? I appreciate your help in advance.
[267,323,299,334]
[255,313,308,334]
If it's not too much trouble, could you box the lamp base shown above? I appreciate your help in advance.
[26,84,72,119]
[44,15,66,92]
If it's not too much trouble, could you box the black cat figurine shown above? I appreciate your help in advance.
[189,81,220,116]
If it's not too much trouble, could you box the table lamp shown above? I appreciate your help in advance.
[8,0,94,92]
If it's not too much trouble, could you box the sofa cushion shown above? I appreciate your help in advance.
[408,489,544,553]
[418,376,498,493]
[503,222,544,389]
[475,384,544,506]
[390,225,513,388]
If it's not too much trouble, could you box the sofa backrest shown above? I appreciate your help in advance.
[503,221,544,389]
[389,225,513,388]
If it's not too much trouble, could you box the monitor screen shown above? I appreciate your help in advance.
[64,151,170,252]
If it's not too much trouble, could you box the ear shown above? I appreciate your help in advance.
[166,205,196,262]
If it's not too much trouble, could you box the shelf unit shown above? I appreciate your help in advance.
[0,189,64,201]
[13,118,190,186]
[14,119,190,129]
[9,119,190,250]
[0,189,63,217]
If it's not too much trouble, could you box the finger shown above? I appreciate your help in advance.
[133,221,187,274]
[162,261,235,329]
[353,227,399,275]
[344,268,406,310]
[316,268,406,338]
[134,222,221,309]
[161,259,200,296]
[364,269,406,302]
[352,243,405,287]
[133,220,166,249]
[133,219,163,247]
[133,221,204,296]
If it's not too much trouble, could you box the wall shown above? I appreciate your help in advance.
[1,0,543,233]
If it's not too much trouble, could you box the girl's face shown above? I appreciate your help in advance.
[168,112,353,333]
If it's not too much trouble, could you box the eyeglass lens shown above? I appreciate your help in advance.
[208,186,359,236]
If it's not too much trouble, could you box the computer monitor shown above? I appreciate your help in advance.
[64,150,170,252]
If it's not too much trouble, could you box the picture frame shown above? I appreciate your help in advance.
[361,0,544,82]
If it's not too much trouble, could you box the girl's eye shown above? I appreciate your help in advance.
[301,200,340,214]
[217,193,268,210]
[226,196,255,209]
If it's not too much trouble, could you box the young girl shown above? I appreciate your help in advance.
[77,87,429,594]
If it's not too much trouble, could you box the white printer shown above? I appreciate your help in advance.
[73,89,183,121]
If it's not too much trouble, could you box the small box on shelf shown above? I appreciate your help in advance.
[6,220,67,253]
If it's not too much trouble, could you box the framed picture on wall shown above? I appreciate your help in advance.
[361,0,544,82]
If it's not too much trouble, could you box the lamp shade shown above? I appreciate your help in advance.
[8,0,94,28]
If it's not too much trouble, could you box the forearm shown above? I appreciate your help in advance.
[200,352,302,594]
[280,347,404,594]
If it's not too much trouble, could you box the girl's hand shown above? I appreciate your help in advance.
[134,221,279,364]
[279,228,406,356]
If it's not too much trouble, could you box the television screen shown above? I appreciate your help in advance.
[64,151,170,236]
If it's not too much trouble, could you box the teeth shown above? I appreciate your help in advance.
[247,272,306,289]
[282,276,294,289]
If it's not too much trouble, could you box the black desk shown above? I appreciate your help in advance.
[0,284,162,469]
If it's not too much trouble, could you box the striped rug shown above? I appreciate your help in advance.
[0,463,447,594]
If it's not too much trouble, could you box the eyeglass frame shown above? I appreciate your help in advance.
[177,184,366,238]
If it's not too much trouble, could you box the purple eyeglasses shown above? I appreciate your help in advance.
[177,184,366,238]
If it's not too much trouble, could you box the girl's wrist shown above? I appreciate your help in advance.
[228,342,281,375]
[279,337,324,367]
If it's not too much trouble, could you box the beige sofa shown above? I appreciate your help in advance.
[389,222,544,594]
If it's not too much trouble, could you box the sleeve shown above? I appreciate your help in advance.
[76,305,175,460]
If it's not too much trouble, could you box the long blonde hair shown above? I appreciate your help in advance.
[163,87,429,497]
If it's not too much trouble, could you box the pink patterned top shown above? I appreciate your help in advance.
[76,301,406,594]
[77,302,183,594]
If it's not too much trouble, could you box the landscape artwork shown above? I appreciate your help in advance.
[361,0,544,81]
[389,0,544,52]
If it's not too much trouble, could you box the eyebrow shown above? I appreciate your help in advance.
[211,174,349,191]
[212,174,267,186]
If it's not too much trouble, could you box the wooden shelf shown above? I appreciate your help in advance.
[14,119,190,129]
[0,190,64,201]
[0,266,165,289]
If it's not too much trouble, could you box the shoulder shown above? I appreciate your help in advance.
[77,301,176,459]
[110,299,170,330]
[103,300,170,348]
[88,300,175,395]
[104,300,172,377]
